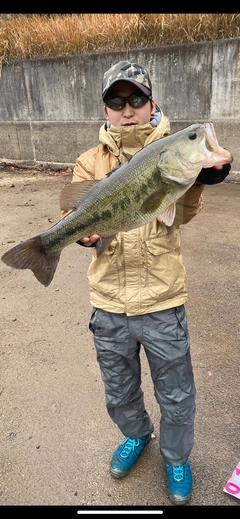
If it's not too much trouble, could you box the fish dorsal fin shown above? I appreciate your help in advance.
[106,165,122,178]
[60,180,98,211]
[122,151,133,162]
[106,154,132,178]
[159,203,176,226]
[106,167,119,178]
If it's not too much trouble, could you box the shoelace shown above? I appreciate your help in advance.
[120,437,142,458]
[172,465,184,482]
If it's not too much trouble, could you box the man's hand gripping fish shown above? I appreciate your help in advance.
[1,122,233,287]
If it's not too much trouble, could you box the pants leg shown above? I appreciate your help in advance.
[89,308,154,438]
[141,306,196,465]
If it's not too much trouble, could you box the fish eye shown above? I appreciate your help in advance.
[188,131,197,140]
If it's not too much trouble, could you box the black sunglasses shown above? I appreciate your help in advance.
[105,94,151,111]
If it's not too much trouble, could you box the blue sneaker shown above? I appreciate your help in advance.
[166,461,192,505]
[110,433,151,478]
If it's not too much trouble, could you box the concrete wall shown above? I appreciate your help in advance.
[0,39,240,171]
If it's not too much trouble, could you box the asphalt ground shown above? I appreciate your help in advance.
[0,168,240,515]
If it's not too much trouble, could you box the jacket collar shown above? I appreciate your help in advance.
[99,107,170,161]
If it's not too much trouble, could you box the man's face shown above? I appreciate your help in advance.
[103,81,156,127]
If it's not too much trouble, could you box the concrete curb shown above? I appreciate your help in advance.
[0,162,239,183]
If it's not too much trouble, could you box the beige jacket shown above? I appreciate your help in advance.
[70,111,205,316]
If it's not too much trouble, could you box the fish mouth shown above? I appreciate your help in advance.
[201,122,233,167]
[179,122,233,170]
[160,122,233,186]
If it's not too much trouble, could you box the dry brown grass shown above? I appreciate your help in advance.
[0,13,240,63]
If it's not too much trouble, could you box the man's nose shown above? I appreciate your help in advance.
[122,102,134,116]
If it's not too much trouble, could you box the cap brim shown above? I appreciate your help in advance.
[103,78,151,101]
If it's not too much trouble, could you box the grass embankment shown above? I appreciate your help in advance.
[0,13,239,62]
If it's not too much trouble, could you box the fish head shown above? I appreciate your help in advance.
[158,122,233,186]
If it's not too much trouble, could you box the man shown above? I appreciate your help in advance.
[68,61,231,505]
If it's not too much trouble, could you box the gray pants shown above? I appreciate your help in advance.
[89,305,196,466]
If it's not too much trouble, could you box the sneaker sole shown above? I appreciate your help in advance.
[110,467,130,478]
[169,492,192,505]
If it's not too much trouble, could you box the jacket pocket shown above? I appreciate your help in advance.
[174,305,189,341]
[144,228,181,256]
[88,238,122,300]
[143,230,184,300]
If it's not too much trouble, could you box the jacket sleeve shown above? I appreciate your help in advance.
[61,147,99,218]
[173,183,205,226]
[72,146,100,182]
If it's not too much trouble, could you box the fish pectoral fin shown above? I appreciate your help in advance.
[60,180,99,211]
[96,236,115,258]
[158,203,176,226]
[141,188,176,226]
[141,188,169,214]
[141,188,176,227]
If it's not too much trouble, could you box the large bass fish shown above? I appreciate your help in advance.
[1,122,232,287]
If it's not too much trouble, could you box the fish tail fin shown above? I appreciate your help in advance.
[1,236,61,287]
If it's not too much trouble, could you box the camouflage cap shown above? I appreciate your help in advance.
[102,60,152,101]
